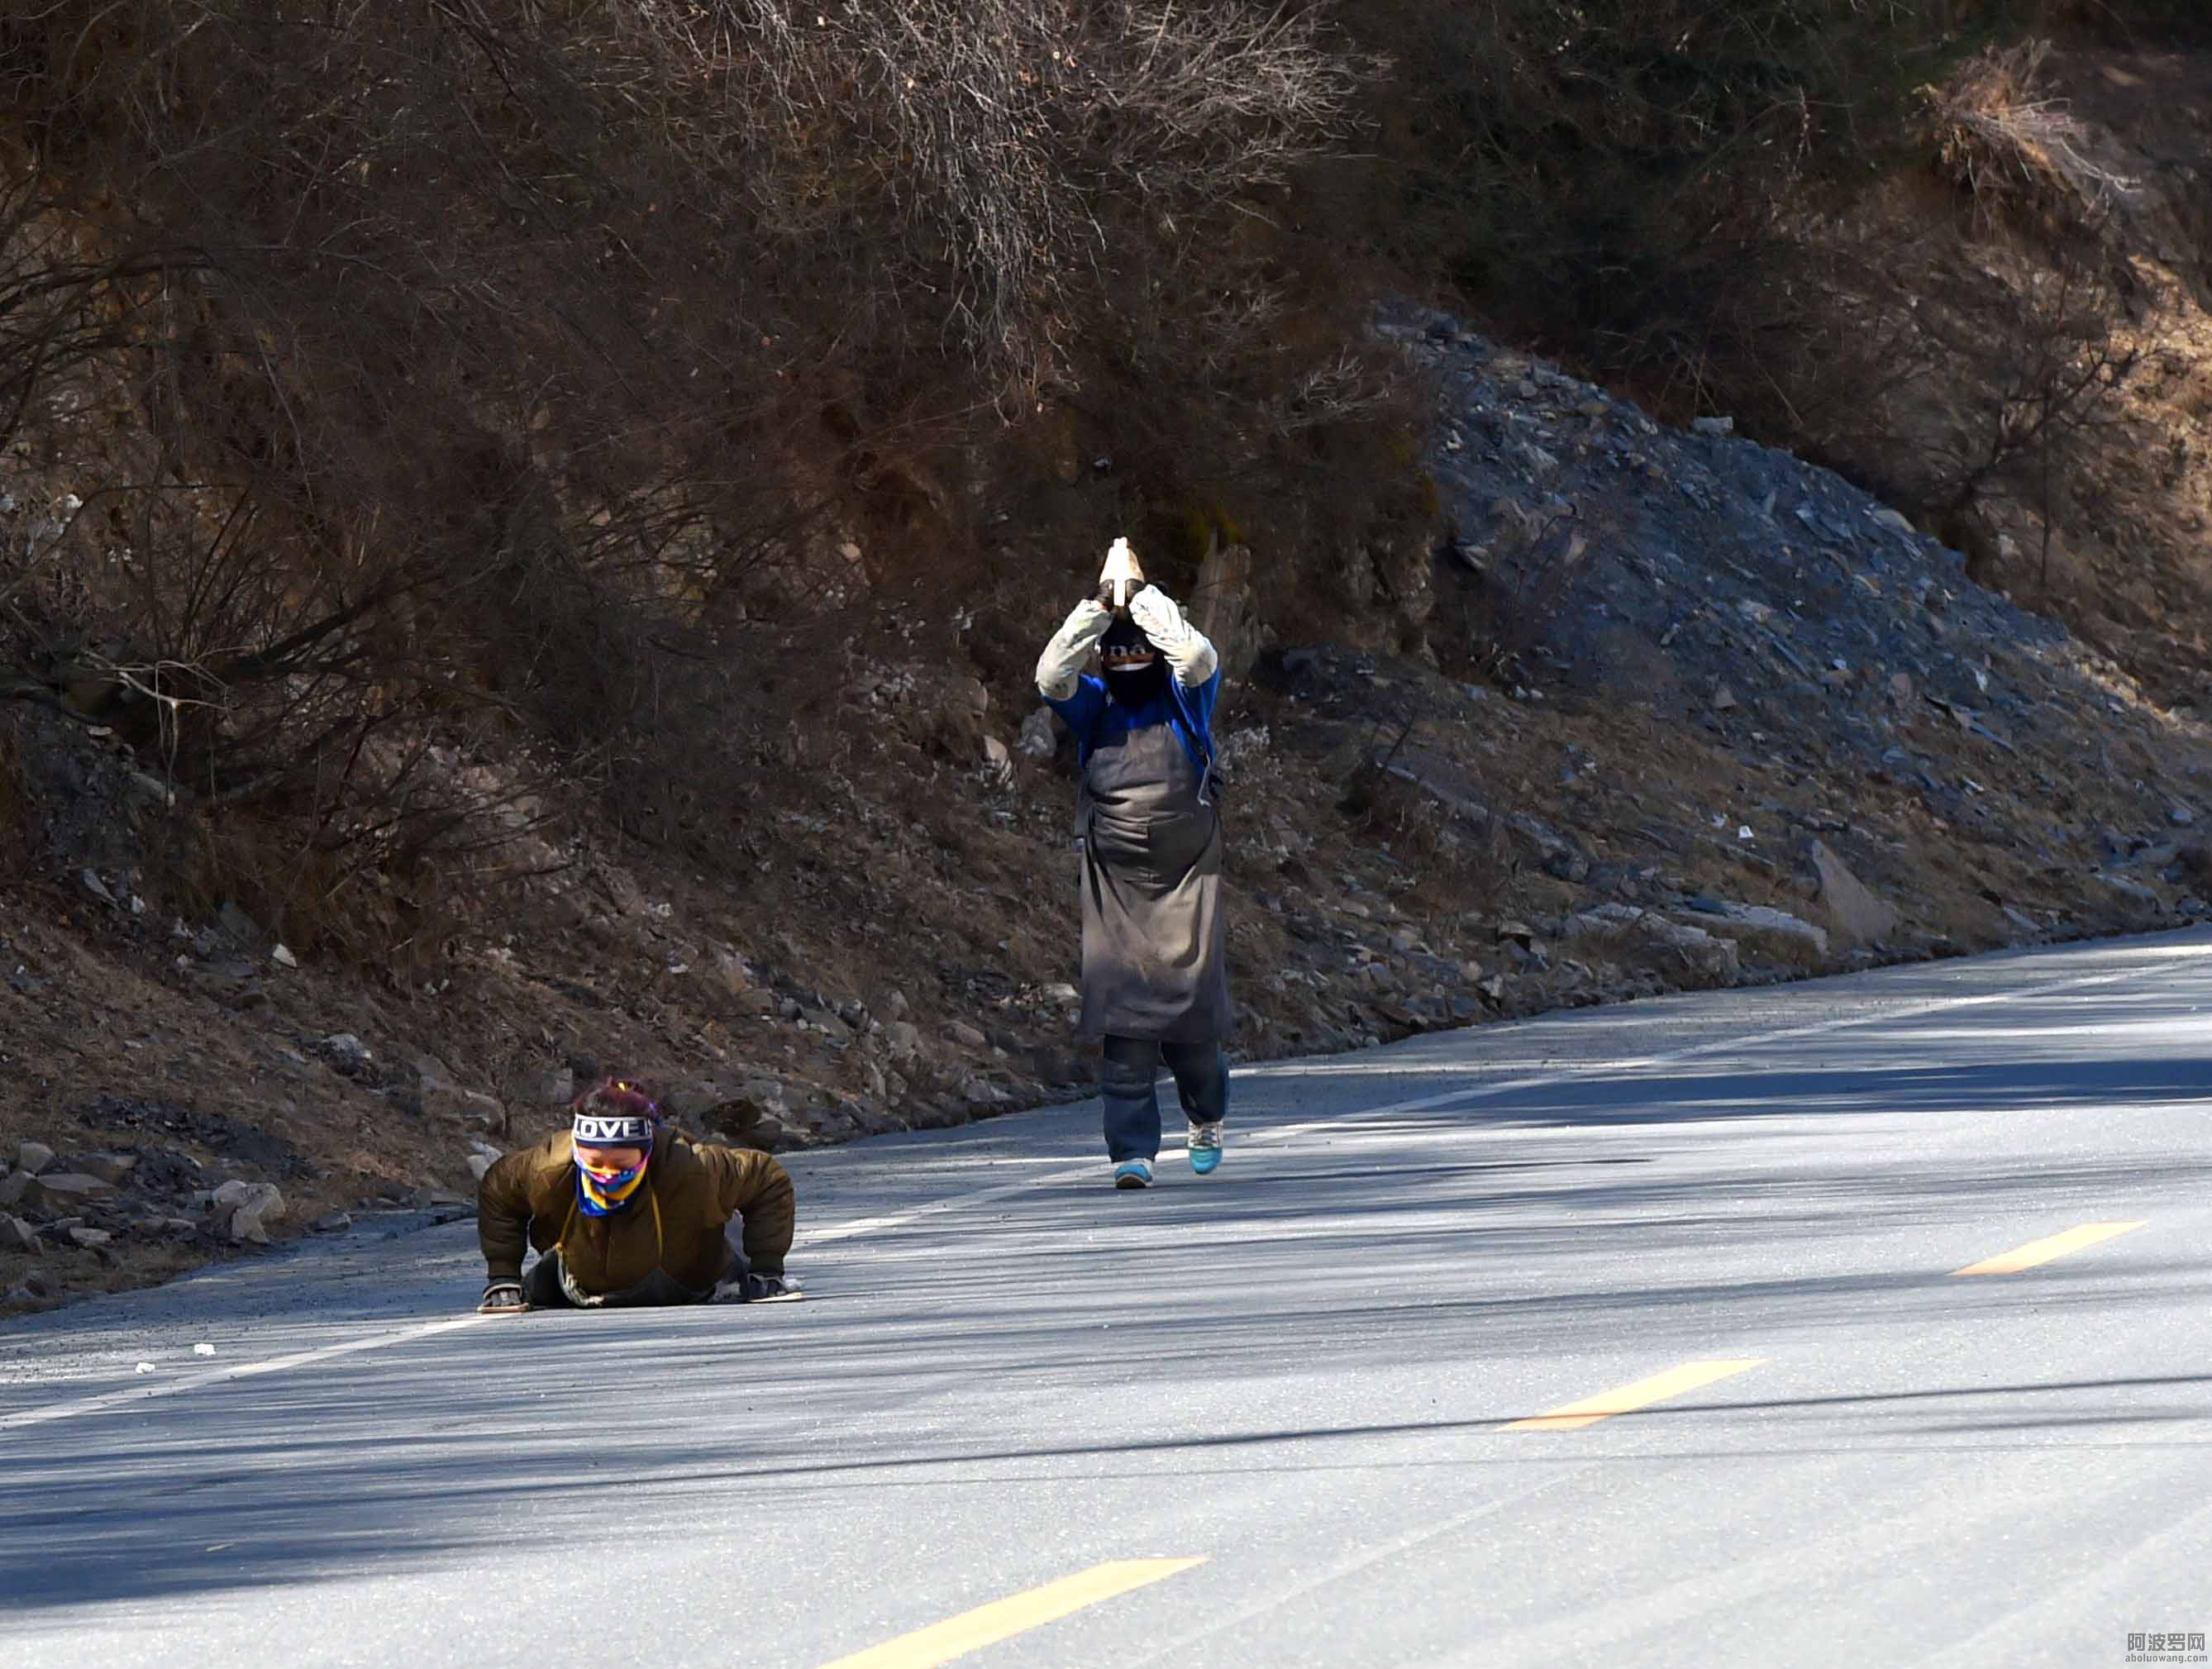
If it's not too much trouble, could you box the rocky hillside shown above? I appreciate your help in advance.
[8,289,2211,1314]
[11,25,2212,1318]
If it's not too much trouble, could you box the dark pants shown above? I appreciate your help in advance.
[1101,1035,1228,1163]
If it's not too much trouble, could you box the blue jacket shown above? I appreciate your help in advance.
[1045,670,1221,784]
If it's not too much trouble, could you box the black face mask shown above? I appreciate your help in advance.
[1104,659,1169,706]
[1099,616,1166,706]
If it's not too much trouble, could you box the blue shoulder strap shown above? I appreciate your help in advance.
[1165,678,1217,804]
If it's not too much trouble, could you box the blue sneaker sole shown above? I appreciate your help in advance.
[1189,1148,1222,1175]
[1113,1166,1151,1190]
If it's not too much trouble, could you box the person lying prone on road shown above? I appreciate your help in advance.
[474,1077,799,1314]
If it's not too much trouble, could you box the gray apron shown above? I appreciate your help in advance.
[1079,719,1232,1042]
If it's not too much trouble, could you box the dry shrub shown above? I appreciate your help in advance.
[1337,757,1438,846]
[1924,41,2140,232]
[0,162,186,465]
[0,712,24,877]
[689,0,1374,397]
[1433,513,1593,689]
[1709,37,2161,610]
[1335,720,1514,911]
[1429,807,1517,918]
[2037,0,2212,43]
[2177,844,2212,889]
[145,740,567,975]
[1319,0,1972,412]
[1313,0,2195,436]
[0,0,1385,920]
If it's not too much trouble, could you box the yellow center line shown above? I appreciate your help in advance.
[1502,1358,1766,1432]
[812,1557,1207,1669]
[1952,1221,2147,1276]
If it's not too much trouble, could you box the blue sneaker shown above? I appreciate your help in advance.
[1187,1121,1224,1175]
[1113,1159,1153,1190]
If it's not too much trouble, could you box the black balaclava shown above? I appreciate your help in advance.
[1099,614,1168,707]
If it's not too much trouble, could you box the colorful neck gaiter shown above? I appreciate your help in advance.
[575,1151,651,1217]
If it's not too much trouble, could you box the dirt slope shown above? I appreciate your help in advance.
[8,45,2212,1318]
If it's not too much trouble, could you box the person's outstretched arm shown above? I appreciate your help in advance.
[476,1148,538,1312]
[698,1144,798,1276]
[1036,598,1112,701]
[1129,585,1218,688]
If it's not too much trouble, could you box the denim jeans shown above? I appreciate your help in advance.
[1101,1035,1229,1162]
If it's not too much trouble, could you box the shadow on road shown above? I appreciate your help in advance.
[6,970,2208,1619]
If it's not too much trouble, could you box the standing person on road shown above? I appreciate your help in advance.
[1035,538,1233,1190]
[474,1078,802,1313]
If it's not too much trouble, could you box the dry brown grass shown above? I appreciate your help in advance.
[1926,41,2141,230]
[0,0,1432,963]
[0,716,23,874]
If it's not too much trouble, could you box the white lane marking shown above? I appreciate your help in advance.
[1116,1476,1580,1668]
[2,951,2178,1428]
[0,1315,489,1433]
[804,1171,1105,1244]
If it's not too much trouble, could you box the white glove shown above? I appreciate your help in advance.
[1036,598,1112,700]
[1128,585,1218,687]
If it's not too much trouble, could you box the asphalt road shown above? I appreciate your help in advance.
[3,932,2209,1669]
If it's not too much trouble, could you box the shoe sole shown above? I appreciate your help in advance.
[1189,1151,1221,1175]
[1114,1171,1151,1190]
